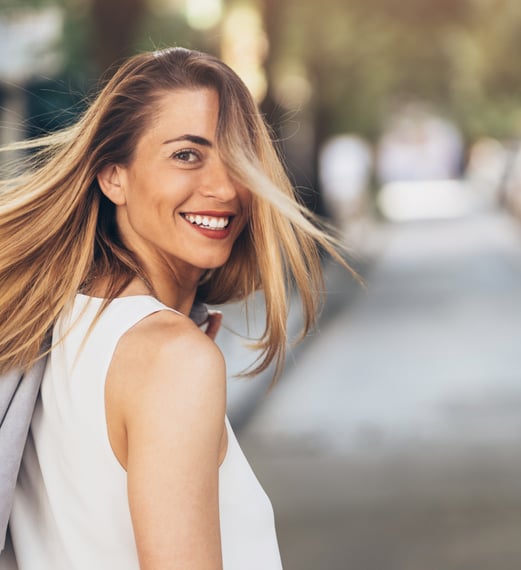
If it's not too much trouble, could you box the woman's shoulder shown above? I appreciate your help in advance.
[107,310,226,408]
[114,308,225,383]
[105,308,226,473]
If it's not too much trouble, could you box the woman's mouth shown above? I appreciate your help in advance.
[181,213,231,230]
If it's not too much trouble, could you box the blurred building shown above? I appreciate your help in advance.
[377,106,463,185]
[0,7,63,154]
[375,105,472,222]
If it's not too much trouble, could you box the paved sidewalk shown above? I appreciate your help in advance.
[238,210,521,570]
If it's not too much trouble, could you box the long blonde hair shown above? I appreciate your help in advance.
[0,47,353,378]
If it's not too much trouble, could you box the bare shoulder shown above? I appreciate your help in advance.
[113,309,225,388]
[105,309,226,459]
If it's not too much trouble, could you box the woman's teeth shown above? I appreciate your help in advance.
[184,214,230,229]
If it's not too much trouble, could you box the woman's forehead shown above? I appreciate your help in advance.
[141,88,220,143]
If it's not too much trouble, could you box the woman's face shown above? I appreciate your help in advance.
[107,88,251,282]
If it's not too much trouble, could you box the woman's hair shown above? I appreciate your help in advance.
[0,47,352,378]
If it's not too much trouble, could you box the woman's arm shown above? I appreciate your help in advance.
[105,311,226,570]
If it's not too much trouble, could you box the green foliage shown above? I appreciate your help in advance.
[263,0,521,141]
[6,0,521,141]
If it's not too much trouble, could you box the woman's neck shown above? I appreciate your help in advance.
[84,274,198,316]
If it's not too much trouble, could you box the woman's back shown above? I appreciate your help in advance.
[7,295,282,569]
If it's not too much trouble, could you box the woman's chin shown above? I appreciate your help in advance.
[197,253,233,271]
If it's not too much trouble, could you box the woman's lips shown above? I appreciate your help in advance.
[181,212,235,239]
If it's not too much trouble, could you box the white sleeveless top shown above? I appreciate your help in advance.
[7,294,283,570]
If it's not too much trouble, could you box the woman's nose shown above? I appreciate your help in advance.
[201,158,237,202]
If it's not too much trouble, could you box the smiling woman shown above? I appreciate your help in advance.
[96,88,252,298]
[0,47,351,570]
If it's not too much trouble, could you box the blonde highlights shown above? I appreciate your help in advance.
[0,47,352,378]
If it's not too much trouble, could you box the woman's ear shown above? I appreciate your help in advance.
[97,164,127,206]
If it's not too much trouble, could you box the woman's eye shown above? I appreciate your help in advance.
[173,149,200,163]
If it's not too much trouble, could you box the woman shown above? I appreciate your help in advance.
[0,47,347,569]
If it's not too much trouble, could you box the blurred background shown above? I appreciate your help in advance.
[3,0,521,568]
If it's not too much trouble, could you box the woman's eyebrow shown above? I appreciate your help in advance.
[162,134,213,147]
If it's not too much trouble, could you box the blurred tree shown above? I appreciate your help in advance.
[252,0,521,204]
[0,0,215,136]
[259,0,521,141]
[90,0,146,73]
[0,0,214,79]
[460,0,521,138]
[0,0,137,79]
[5,0,521,146]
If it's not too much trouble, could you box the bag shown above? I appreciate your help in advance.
[0,353,48,553]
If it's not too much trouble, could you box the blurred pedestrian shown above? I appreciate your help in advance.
[466,137,508,208]
[319,134,372,236]
[0,47,347,569]
[377,108,463,184]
